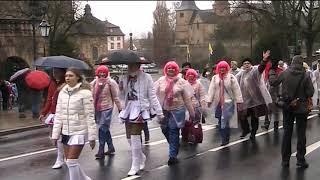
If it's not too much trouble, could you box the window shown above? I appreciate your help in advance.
[92,47,98,61]
[180,13,184,18]
[110,43,114,49]
[117,42,121,49]
[110,37,114,41]
[117,36,121,41]
[110,28,113,32]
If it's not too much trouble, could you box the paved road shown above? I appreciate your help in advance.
[1,114,320,180]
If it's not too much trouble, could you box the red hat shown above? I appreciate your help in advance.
[95,65,109,76]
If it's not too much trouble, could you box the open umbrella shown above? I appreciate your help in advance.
[33,56,91,70]
[96,49,151,65]
[25,70,50,90]
[9,68,31,82]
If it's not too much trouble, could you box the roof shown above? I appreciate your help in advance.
[189,10,224,24]
[176,0,199,11]
[104,21,125,36]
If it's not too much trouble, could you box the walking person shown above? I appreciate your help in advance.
[39,68,66,169]
[236,51,272,141]
[154,61,195,165]
[208,61,243,146]
[118,62,163,176]
[0,80,10,111]
[183,68,207,143]
[230,61,241,76]
[91,65,122,159]
[52,68,97,180]
[269,55,314,168]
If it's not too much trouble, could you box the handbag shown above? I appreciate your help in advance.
[307,97,313,113]
[182,121,203,144]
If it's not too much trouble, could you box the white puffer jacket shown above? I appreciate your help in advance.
[52,83,97,141]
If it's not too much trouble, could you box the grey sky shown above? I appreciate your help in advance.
[84,1,214,39]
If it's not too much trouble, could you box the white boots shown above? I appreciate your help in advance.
[52,138,65,169]
[66,159,92,180]
[127,135,146,176]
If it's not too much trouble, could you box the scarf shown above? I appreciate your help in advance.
[216,61,230,107]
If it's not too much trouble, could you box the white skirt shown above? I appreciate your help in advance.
[119,101,153,123]
[67,134,88,145]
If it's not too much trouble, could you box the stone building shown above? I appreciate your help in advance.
[174,0,251,65]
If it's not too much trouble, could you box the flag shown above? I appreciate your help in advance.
[187,45,191,59]
[208,43,213,55]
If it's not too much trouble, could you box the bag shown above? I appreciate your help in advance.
[307,97,313,113]
[181,121,203,144]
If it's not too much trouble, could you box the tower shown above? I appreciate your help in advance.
[175,0,199,44]
[213,0,230,16]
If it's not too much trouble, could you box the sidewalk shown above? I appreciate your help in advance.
[0,110,45,136]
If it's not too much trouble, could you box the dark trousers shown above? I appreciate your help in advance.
[282,110,307,163]
[143,121,150,141]
[240,108,259,135]
[2,95,8,110]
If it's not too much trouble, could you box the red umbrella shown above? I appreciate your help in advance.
[25,70,50,90]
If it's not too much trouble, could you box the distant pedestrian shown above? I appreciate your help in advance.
[52,68,97,180]
[0,80,10,111]
[91,65,122,159]
[208,61,243,146]
[269,55,314,169]
[178,62,192,79]
[119,62,163,176]
[154,61,195,165]
[230,61,240,76]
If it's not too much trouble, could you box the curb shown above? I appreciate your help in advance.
[0,124,46,136]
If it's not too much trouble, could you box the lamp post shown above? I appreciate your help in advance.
[129,33,133,50]
[39,19,51,56]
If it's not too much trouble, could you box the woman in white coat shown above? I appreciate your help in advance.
[52,68,97,180]
[207,61,243,146]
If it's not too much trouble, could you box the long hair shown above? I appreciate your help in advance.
[66,67,91,90]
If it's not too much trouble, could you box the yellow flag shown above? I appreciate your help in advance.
[208,43,213,54]
[187,46,190,58]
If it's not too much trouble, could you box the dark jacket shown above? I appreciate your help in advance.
[269,55,314,114]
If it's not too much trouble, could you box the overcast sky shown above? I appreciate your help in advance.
[83,1,214,38]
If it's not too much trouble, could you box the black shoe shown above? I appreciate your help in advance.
[220,141,229,146]
[95,153,105,159]
[282,161,289,168]
[274,122,279,131]
[168,157,179,166]
[261,124,269,130]
[240,131,250,139]
[104,149,115,156]
[297,161,309,169]
[249,133,256,141]
[19,114,26,118]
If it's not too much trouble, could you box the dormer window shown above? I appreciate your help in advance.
[180,13,184,18]
[110,28,113,32]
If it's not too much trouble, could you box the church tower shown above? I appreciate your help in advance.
[213,0,230,16]
[175,0,199,44]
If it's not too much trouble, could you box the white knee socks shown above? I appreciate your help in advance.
[66,159,91,180]
[128,135,146,176]
[52,138,65,169]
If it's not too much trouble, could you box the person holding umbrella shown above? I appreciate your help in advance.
[154,61,195,165]
[39,68,66,169]
[91,65,122,159]
[118,61,163,176]
[52,68,97,180]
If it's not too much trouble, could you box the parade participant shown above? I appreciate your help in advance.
[0,80,10,111]
[208,61,243,146]
[119,62,163,176]
[39,68,66,169]
[178,62,192,79]
[303,62,318,109]
[154,61,195,165]
[269,55,314,168]
[230,61,241,76]
[183,68,207,143]
[236,51,272,141]
[52,68,97,180]
[91,65,122,159]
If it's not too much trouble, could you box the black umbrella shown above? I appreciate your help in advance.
[33,56,91,70]
[96,49,151,65]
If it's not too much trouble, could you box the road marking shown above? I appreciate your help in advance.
[292,141,320,157]
[0,115,316,163]
[121,175,140,180]
[0,148,56,163]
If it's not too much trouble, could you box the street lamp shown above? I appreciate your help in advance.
[39,19,51,56]
[129,33,133,50]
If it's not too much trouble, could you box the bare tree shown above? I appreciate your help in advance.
[152,1,175,66]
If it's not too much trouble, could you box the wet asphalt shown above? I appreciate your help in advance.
[1,114,320,180]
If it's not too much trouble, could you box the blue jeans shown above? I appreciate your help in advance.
[161,127,180,158]
[96,109,114,153]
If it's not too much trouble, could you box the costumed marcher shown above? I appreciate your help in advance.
[261,58,284,131]
[52,68,97,180]
[183,68,207,143]
[269,55,314,169]
[91,65,122,159]
[118,62,163,176]
[154,61,195,165]
[230,61,241,76]
[207,61,243,146]
[178,62,192,79]
[39,68,66,169]
[235,51,272,141]
[303,62,318,109]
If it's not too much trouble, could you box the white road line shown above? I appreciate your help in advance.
[0,115,317,163]
[0,148,56,163]
[292,141,320,157]
[121,175,141,180]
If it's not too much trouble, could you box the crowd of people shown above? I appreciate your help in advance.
[21,50,318,180]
